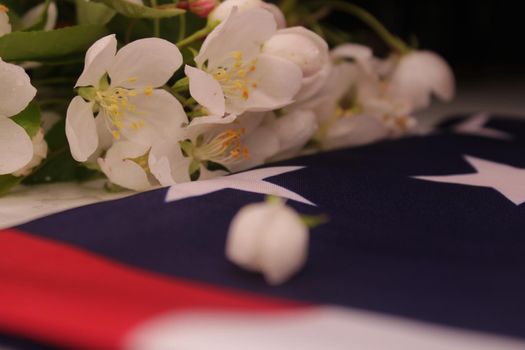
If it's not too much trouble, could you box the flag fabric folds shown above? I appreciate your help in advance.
[1,114,525,349]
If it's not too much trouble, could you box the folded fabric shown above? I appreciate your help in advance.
[1,114,525,350]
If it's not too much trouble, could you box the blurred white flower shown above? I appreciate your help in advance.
[186,8,302,117]
[0,58,37,175]
[210,0,286,28]
[12,129,48,177]
[226,198,309,285]
[21,1,58,31]
[66,34,186,162]
[0,5,11,36]
[263,27,332,102]
[386,50,455,110]
[310,44,421,150]
[265,109,318,161]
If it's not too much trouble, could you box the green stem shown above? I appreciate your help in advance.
[311,1,410,53]
[178,13,187,42]
[150,0,161,37]
[280,0,298,15]
[176,22,218,48]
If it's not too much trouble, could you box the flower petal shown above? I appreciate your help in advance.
[120,89,187,147]
[149,139,192,185]
[243,54,302,112]
[21,1,58,31]
[231,125,279,172]
[0,117,34,175]
[268,109,318,159]
[0,58,37,117]
[185,65,226,117]
[98,141,152,191]
[0,11,11,36]
[76,34,117,87]
[197,8,276,69]
[108,38,182,89]
[65,96,98,162]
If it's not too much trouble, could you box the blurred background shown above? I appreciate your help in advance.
[332,0,524,121]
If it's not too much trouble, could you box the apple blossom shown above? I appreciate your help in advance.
[386,50,455,110]
[0,58,38,175]
[210,0,286,28]
[309,44,413,150]
[226,198,309,285]
[67,34,186,162]
[186,8,302,117]
[148,113,279,185]
[263,27,332,102]
[0,5,11,36]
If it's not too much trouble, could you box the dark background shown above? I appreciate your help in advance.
[335,1,522,81]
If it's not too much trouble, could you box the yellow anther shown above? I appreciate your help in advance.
[128,90,138,97]
[242,89,249,100]
[144,86,153,96]
[231,51,243,61]
[127,76,138,83]
[213,69,228,81]
[111,130,121,140]
[242,146,249,159]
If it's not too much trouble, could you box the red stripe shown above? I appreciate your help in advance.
[0,229,302,350]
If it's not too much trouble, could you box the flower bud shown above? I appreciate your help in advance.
[178,0,218,18]
[12,129,48,177]
[210,0,286,28]
[226,200,308,285]
[387,50,455,111]
[263,27,332,102]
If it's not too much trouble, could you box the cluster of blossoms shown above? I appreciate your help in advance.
[64,0,454,191]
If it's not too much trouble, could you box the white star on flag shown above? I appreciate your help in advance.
[165,166,316,206]
[414,155,525,205]
[453,113,513,140]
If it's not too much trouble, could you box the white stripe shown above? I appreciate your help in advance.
[125,306,525,350]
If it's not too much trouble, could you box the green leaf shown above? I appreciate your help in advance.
[0,25,109,62]
[11,101,41,138]
[23,148,101,185]
[75,0,116,26]
[0,174,22,197]
[91,0,185,19]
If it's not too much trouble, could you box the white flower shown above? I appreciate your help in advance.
[66,34,186,162]
[148,113,279,185]
[263,27,332,102]
[98,141,155,191]
[21,1,58,31]
[386,50,455,110]
[186,8,302,117]
[0,58,37,175]
[0,5,11,36]
[210,0,286,28]
[226,199,308,285]
[265,109,318,161]
[12,129,48,177]
[306,44,413,150]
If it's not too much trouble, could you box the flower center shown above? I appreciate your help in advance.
[79,75,154,140]
[210,51,258,101]
[186,128,250,166]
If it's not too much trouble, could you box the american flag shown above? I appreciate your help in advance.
[1,114,525,350]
